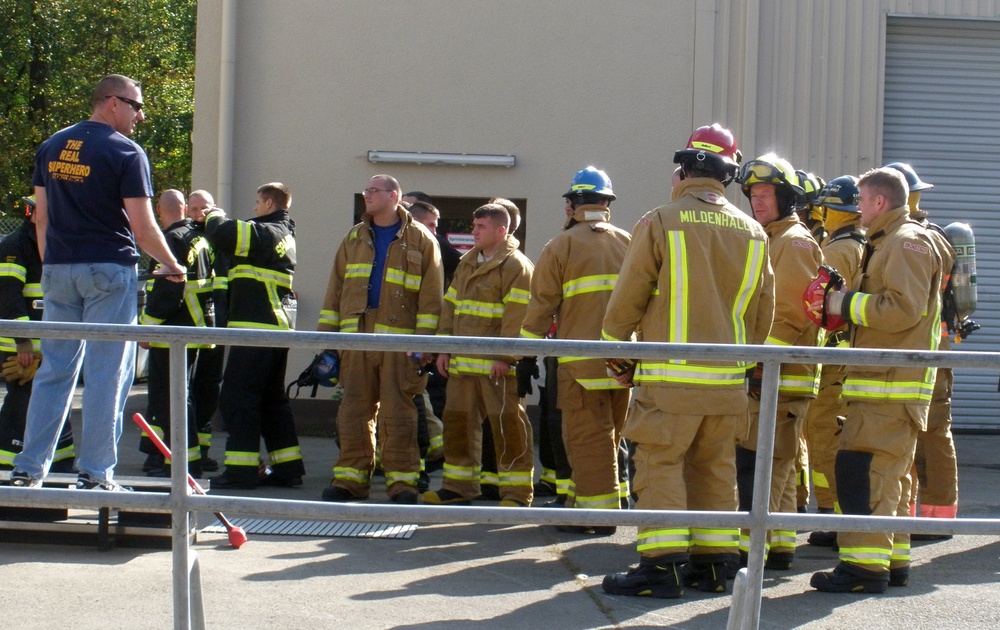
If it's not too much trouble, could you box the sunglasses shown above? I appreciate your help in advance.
[107,94,145,112]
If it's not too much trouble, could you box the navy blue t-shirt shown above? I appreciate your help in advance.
[368,220,401,309]
[33,120,153,265]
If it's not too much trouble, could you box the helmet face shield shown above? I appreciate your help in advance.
[739,157,805,198]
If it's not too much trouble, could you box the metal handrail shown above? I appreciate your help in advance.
[1,319,998,629]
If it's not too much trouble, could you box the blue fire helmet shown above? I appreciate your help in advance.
[563,166,616,201]
[817,175,861,214]
[884,162,933,192]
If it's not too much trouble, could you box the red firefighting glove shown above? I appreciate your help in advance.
[803,265,847,331]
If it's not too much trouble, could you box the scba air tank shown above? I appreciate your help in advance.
[944,222,977,319]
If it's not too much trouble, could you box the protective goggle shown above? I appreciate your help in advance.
[739,160,793,187]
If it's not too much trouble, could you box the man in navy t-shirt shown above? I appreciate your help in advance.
[8,74,185,491]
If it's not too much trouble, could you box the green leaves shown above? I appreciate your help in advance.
[0,0,196,216]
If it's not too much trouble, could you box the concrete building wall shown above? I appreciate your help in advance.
[191,0,1000,391]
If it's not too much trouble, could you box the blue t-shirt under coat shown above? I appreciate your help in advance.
[368,220,401,309]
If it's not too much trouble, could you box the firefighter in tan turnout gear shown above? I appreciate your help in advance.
[319,174,443,505]
[601,124,775,599]
[735,153,824,571]
[885,162,965,539]
[803,175,867,548]
[519,166,631,533]
[422,204,534,507]
[810,167,946,593]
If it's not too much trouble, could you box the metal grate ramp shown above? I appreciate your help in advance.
[202,518,416,539]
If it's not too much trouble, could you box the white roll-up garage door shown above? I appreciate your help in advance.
[883,17,1000,430]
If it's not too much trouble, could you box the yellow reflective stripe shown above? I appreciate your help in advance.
[778,374,820,395]
[386,471,420,485]
[333,466,370,484]
[498,471,533,486]
[345,263,372,279]
[891,541,911,563]
[428,434,443,450]
[691,140,724,153]
[416,313,439,330]
[690,528,740,548]
[52,444,76,462]
[444,286,458,306]
[198,432,212,448]
[812,470,830,489]
[318,309,340,328]
[139,312,165,326]
[635,362,746,386]
[574,492,620,509]
[23,283,42,298]
[558,356,590,363]
[0,449,16,467]
[234,221,252,257]
[577,377,627,390]
[212,275,228,291]
[539,468,556,485]
[519,328,543,339]
[385,268,421,291]
[563,274,618,299]
[849,292,871,327]
[556,477,572,495]
[505,287,530,305]
[667,230,688,344]
[454,299,504,319]
[183,287,208,328]
[601,329,623,342]
[839,546,891,568]
[765,336,791,346]
[269,446,302,465]
[842,376,935,402]
[224,451,259,467]
[637,528,690,553]
[443,464,480,482]
[770,529,797,550]
[449,356,493,375]
[340,317,360,332]
[0,263,27,282]
[373,323,416,334]
[229,265,292,288]
[480,470,500,485]
[732,240,765,344]
[228,320,288,331]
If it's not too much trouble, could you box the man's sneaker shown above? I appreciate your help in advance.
[8,470,42,488]
[76,473,131,492]
[810,564,889,594]
[889,567,909,587]
[681,562,728,593]
[602,560,683,599]
[421,488,472,505]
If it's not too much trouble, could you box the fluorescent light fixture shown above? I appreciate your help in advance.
[367,150,516,168]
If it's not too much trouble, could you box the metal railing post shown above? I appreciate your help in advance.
[731,359,781,630]
[168,341,193,630]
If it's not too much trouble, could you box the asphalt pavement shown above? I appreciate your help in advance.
[1,384,999,629]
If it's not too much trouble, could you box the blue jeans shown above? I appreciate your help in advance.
[14,263,137,481]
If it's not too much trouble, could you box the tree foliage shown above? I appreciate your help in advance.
[0,0,196,218]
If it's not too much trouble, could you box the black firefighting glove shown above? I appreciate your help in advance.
[516,357,540,398]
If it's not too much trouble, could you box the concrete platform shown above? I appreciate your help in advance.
[1,384,999,629]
